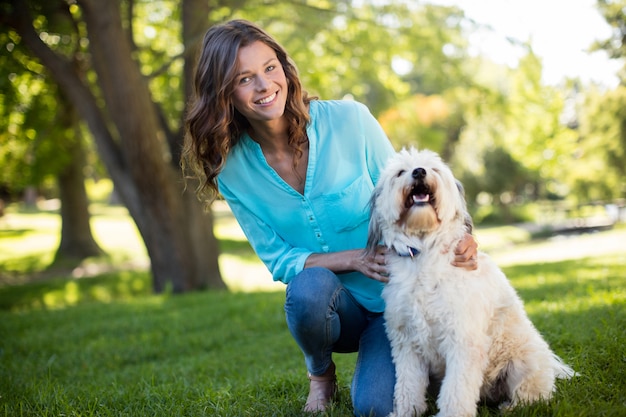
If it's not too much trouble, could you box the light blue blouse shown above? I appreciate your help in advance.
[218,100,395,312]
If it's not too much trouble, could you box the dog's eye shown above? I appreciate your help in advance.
[396,170,405,178]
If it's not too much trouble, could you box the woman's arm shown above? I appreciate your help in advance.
[305,232,478,282]
[305,248,390,283]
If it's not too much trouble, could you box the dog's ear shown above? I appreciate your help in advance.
[366,188,383,257]
[455,180,473,233]
[455,180,468,211]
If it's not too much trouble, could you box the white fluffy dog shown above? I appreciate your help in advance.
[367,148,575,417]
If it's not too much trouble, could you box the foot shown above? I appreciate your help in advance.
[304,362,337,413]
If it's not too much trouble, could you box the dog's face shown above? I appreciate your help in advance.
[367,148,467,252]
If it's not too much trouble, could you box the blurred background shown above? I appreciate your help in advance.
[1,0,624,294]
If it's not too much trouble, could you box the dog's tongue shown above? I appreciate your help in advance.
[413,194,430,203]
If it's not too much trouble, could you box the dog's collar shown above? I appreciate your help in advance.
[395,247,420,258]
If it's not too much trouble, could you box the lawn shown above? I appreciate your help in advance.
[0,203,625,416]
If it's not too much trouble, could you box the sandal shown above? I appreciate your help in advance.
[303,361,338,412]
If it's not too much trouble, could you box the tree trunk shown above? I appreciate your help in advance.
[174,0,224,290]
[78,0,220,292]
[55,96,104,262]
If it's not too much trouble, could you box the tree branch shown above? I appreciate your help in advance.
[7,0,131,199]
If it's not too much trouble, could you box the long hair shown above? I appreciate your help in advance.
[182,19,315,205]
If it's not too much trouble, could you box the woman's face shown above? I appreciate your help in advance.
[232,41,288,125]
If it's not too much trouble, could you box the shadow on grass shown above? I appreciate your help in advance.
[504,257,623,299]
[0,228,32,238]
[0,253,52,277]
[0,236,259,312]
[0,270,152,311]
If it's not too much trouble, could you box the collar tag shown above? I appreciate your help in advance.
[397,246,420,258]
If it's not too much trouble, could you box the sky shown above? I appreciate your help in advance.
[428,0,622,87]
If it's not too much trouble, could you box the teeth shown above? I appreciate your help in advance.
[413,194,430,203]
[257,93,276,104]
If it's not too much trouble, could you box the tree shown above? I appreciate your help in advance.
[581,0,626,199]
[0,16,104,262]
[593,0,626,84]
[575,86,626,200]
[451,49,577,207]
[4,0,224,292]
[378,93,465,162]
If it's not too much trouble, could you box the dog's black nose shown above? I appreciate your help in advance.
[412,167,426,179]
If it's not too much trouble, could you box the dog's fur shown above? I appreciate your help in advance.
[367,148,575,417]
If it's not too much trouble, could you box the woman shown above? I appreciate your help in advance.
[182,19,478,416]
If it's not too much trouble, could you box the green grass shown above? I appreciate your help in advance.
[0,291,318,416]
[1,204,625,416]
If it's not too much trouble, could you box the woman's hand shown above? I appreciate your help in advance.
[451,233,478,270]
[356,246,390,283]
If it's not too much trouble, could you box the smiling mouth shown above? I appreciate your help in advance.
[405,182,434,208]
[256,92,277,105]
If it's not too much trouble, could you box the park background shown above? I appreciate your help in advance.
[1,0,625,415]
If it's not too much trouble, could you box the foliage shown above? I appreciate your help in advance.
[229,1,471,115]
[574,85,626,200]
[378,94,457,153]
[377,56,531,212]
[593,0,626,82]
[448,50,595,212]
[0,32,69,195]
[0,0,477,198]
[128,0,184,130]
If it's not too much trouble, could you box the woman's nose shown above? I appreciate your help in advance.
[256,73,271,90]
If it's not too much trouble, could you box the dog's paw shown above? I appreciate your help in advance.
[388,411,422,417]
[433,411,475,417]
[498,400,513,413]
[391,404,427,417]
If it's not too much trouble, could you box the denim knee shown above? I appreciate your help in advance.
[285,267,340,308]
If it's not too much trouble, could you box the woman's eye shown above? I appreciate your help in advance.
[396,170,405,177]
[239,76,251,84]
[266,65,275,72]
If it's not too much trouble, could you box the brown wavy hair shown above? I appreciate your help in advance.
[182,19,315,205]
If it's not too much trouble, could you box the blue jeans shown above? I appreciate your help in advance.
[284,267,395,417]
